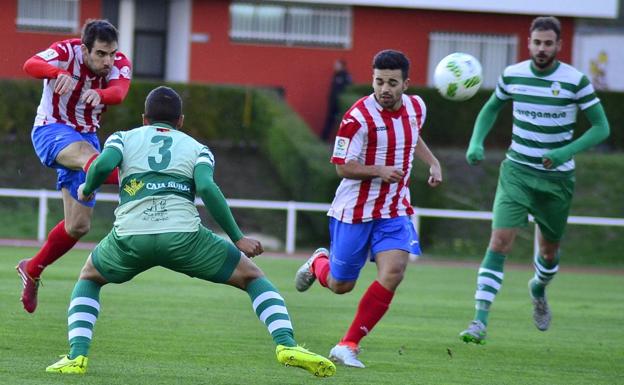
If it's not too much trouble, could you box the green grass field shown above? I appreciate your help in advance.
[1,246,623,385]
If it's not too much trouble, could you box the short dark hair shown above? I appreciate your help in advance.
[81,19,118,51]
[372,50,410,80]
[530,16,561,40]
[144,86,183,125]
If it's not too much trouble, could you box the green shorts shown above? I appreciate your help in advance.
[91,225,241,284]
[492,159,575,242]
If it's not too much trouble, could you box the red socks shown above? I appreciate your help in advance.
[312,255,331,287]
[341,280,394,345]
[84,153,119,185]
[26,220,78,278]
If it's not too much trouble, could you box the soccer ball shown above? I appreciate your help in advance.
[433,53,482,101]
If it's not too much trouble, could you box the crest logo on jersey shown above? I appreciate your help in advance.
[36,48,58,61]
[120,66,131,79]
[551,81,561,96]
[143,198,169,222]
[123,179,145,196]
[409,116,418,129]
[333,136,350,159]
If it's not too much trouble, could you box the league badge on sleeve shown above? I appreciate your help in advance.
[333,136,350,159]
[36,48,59,61]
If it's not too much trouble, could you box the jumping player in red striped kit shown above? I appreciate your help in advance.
[16,19,132,313]
[295,49,442,368]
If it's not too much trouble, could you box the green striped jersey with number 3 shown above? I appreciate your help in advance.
[103,124,215,236]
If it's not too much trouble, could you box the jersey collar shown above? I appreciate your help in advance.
[151,122,177,130]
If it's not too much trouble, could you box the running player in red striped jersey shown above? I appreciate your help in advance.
[16,20,132,313]
[295,50,442,368]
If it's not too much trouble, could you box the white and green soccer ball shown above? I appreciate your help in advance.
[433,53,483,101]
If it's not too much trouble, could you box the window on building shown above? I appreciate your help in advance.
[133,0,168,79]
[428,32,518,89]
[230,2,352,48]
[17,0,79,33]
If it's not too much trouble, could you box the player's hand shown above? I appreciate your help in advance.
[542,149,568,169]
[77,183,95,202]
[54,73,77,95]
[466,144,485,165]
[428,163,442,187]
[378,166,405,183]
[81,89,102,107]
[235,237,264,258]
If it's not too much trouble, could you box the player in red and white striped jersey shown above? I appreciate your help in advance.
[16,20,132,313]
[295,50,442,368]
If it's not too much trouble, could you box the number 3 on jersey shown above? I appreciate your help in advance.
[149,135,172,171]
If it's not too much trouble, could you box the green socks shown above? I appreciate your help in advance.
[530,253,560,298]
[247,277,296,347]
[68,279,102,359]
[473,250,506,326]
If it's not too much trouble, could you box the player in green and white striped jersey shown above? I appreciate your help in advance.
[45,86,335,377]
[460,16,610,344]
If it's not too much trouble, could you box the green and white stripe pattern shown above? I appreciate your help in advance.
[67,279,102,358]
[475,267,504,305]
[496,60,599,172]
[247,277,295,346]
[532,254,559,289]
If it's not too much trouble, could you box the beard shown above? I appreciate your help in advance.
[531,53,556,69]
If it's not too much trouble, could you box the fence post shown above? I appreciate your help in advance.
[286,201,297,255]
[37,189,48,242]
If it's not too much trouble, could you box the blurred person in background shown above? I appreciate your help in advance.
[321,59,352,142]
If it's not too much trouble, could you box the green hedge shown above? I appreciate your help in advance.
[1,79,622,263]
[341,85,624,150]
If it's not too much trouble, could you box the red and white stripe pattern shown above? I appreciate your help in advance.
[33,39,131,133]
[328,93,426,223]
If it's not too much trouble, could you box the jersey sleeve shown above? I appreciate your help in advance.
[36,41,73,67]
[410,95,427,133]
[103,131,124,156]
[575,74,600,110]
[196,146,215,170]
[495,74,512,101]
[330,111,365,165]
[24,40,73,78]
[108,52,133,81]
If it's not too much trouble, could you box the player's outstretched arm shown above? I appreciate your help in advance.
[80,147,123,200]
[466,93,506,165]
[542,103,610,169]
[23,56,68,79]
[414,137,442,187]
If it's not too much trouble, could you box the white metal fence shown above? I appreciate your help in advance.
[2,188,624,256]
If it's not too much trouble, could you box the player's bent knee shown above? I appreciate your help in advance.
[488,238,512,254]
[66,222,91,239]
[329,281,355,294]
